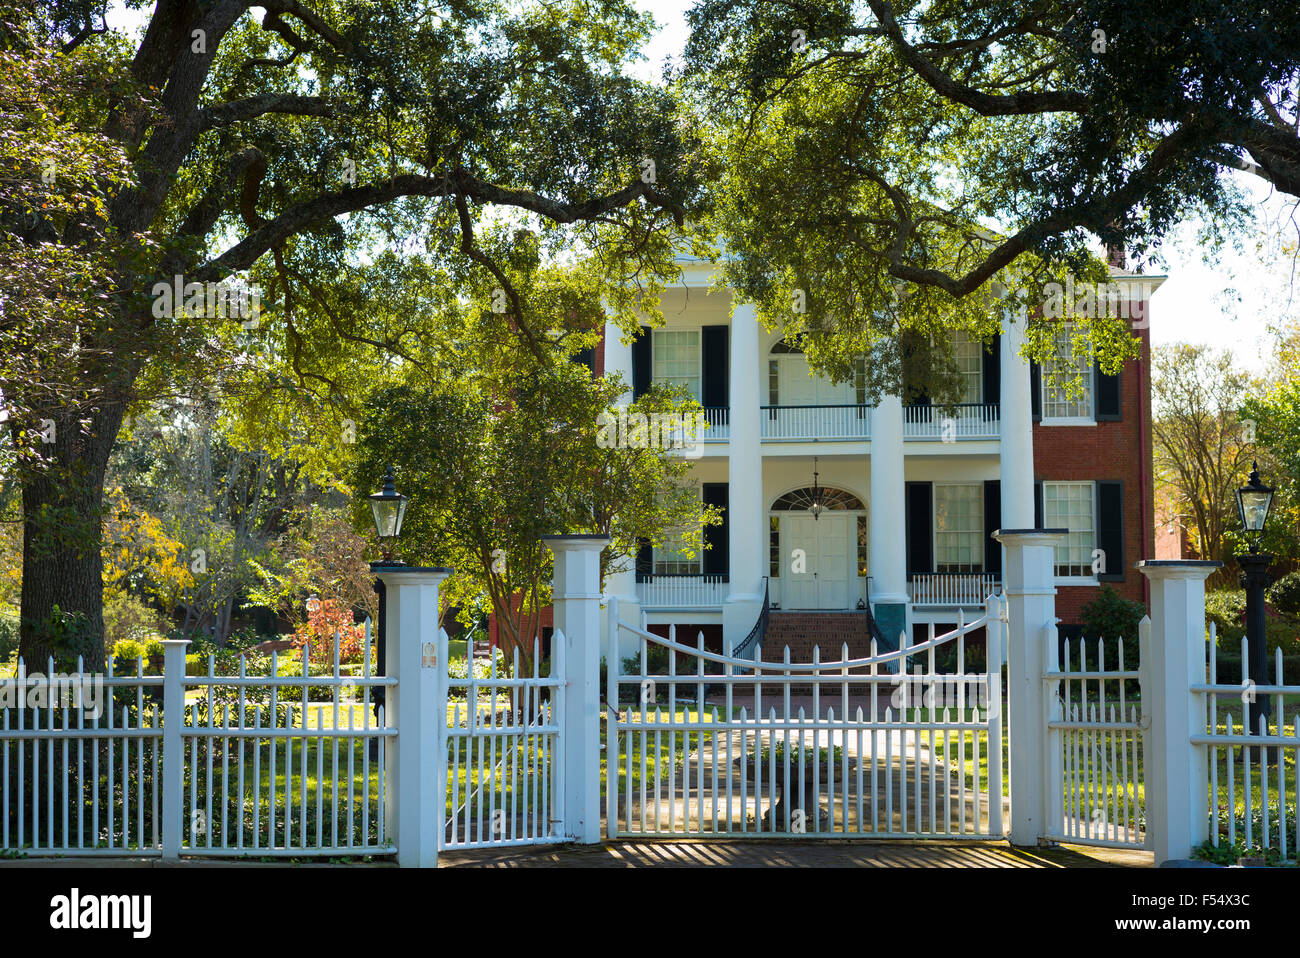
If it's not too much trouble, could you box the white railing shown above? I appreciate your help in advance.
[606,598,1006,840]
[701,407,729,441]
[1193,625,1300,860]
[903,403,1000,441]
[636,574,729,608]
[444,634,565,849]
[1042,625,1147,848]
[909,574,1001,607]
[760,405,871,441]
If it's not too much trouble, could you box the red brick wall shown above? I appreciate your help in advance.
[1033,322,1155,624]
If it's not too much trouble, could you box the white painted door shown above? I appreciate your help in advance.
[785,514,852,609]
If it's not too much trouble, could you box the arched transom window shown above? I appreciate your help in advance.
[770,487,866,511]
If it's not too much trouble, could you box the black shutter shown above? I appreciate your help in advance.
[984,480,1002,574]
[1030,360,1042,421]
[635,538,652,578]
[1095,362,1122,421]
[1096,480,1125,581]
[1034,480,1044,529]
[573,346,595,375]
[632,326,652,399]
[983,333,1001,406]
[905,482,933,576]
[702,482,729,576]
[701,325,729,409]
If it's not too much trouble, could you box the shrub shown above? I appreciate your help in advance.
[144,638,165,660]
[1080,586,1146,667]
[111,638,145,675]
[290,597,367,665]
[1206,589,1248,646]
[1266,571,1300,617]
[103,588,170,649]
[0,612,17,660]
[1212,653,1300,686]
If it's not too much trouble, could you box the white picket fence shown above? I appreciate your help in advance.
[1194,625,1300,858]
[1,639,393,858]
[605,598,1006,839]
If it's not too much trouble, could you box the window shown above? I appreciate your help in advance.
[934,484,983,573]
[769,516,781,577]
[952,330,982,404]
[857,515,869,576]
[1041,327,1093,420]
[654,528,702,575]
[1044,481,1096,577]
[768,359,779,405]
[854,358,867,406]
[652,330,701,400]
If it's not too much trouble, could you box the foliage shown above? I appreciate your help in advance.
[101,487,194,613]
[1242,329,1300,561]
[1080,586,1147,668]
[102,586,171,650]
[110,638,145,673]
[1206,589,1249,645]
[22,605,96,671]
[1212,653,1300,685]
[1267,571,1300,617]
[1151,344,1260,572]
[289,597,367,666]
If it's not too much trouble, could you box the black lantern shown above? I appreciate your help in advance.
[1235,462,1274,553]
[369,465,408,563]
[809,457,825,520]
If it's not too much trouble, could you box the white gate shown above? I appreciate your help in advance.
[605,598,1006,839]
[440,632,566,850]
[1041,622,1147,848]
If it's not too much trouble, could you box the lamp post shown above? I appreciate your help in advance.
[1234,462,1274,747]
[368,466,408,752]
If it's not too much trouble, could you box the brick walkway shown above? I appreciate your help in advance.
[438,839,1153,868]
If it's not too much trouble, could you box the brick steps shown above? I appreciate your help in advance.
[761,612,875,663]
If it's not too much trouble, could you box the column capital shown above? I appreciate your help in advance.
[542,534,609,554]
[993,528,1067,546]
[371,565,453,588]
[1137,559,1222,582]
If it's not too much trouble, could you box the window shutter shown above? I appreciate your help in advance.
[701,325,729,410]
[702,482,729,576]
[1096,480,1125,581]
[1095,361,1122,421]
[1030,360,1042,421]
[984,480,1002,575]
[573,346,595,375]
[635,538,651,578]
[1034,480,1044,529]
[632,326,651,399]
[983,333,1001,406]
[905,482,933,577]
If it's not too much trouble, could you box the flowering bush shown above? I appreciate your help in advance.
[290,597,367,665]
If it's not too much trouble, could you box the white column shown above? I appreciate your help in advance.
[995,528,1064,845]
[1138,559,1220,863]
[723,302,763,653]
[601,317,639,657]
[544,534,608,843]
[375,565,451,868]
[869,394,909,644]
[1000,307,1036,528]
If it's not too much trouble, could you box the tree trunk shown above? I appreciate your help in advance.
[17,401,126,672]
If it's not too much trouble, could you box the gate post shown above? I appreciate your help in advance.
[994,528,1065,846]
[373,565,452,868]
[160,638,191,861]
[1137,560,1221,863]
[544,534,609,844]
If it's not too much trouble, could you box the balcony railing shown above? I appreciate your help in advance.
[760,405,871,441]
[701,406,729,441]
[635,573,729,608]
[909,573,1002,607]
[903,403,1000,440]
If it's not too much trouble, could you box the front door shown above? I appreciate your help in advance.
[786,514,852,609]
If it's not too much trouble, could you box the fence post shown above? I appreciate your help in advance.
[160,638,190,861]
[984,593,1005,838]
[373,565,452,868]
[994,528,1065,846]
[1137,559,1221,863]
[543,534,609,844]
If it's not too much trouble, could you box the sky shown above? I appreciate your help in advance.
[631,0,1294,375]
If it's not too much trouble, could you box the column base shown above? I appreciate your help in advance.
[871,600,910,653]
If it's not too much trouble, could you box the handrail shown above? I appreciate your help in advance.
[862,577,894,652]
[616,599,993,672]
[730,577,769,660]
[761,404,868,410]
